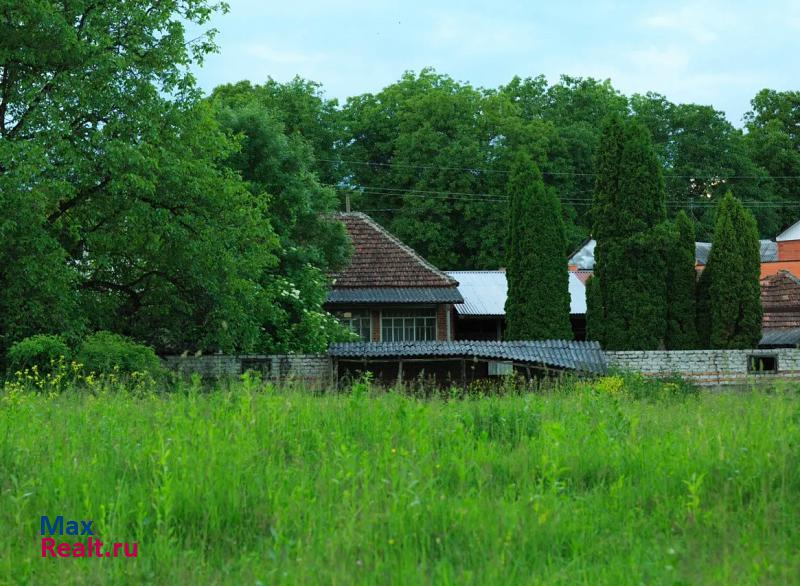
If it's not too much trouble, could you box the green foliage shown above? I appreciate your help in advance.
[744,90,800,231]
[590,117,668,350]
[0,0,292,355]
[77,332,162,375]
[704,194,763,349]
[6,335,72,374]
[585,275,603,342]
[665,211,699,349]
[209,84,353,352]
[2,382,799,584]
[504,153,572,340]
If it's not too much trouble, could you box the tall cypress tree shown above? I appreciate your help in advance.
[665,211,699,349]
[504,153,572,340]
[705,193,762,348]
[589,117,668,350]
[585,275,603,342]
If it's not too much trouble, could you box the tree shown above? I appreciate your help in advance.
[210,77,343,184]
[744,89,800,232]
[589,117,669,350]
[665,211,699,349]
[585,275,603,343]
[0,1,347,356]
[704,193,762,349]
[209,93,352,352]
[340,69,494,269]
[504,154,572,340]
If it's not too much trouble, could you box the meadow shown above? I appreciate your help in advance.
[1,370,799,585]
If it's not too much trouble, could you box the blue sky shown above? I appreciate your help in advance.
[190,0,800,125]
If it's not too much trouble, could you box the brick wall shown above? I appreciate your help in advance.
[436,304,449,341]
[162,354,331,384]
[605,348,800,386]
[761,271,800,329]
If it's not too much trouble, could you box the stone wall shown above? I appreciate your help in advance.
[162,354,331,384]
[605,348,800,386]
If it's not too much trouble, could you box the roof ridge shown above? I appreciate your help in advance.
[338,212,458,287]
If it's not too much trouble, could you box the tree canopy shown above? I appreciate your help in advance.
[3,1,795,358]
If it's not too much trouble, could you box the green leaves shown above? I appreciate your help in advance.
[504,153,572,341]
[702,193,762,349]
[589,116,669,350]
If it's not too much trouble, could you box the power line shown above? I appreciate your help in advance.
[332,187,800,210]
[320,157,800,181]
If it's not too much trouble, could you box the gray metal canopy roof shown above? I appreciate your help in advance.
[329,340,607,373]
[760,328,800,347]
[327,287,463,304]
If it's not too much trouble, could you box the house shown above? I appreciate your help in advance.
[445,270,588,341]
[328,213,601,385]
[326,213,463,342]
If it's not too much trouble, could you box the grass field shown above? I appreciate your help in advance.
[1,372,799,585]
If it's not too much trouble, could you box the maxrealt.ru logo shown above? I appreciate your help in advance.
[40,516,138,558]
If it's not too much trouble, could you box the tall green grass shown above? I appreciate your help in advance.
[1,376,799,584]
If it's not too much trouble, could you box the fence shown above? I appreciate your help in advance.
[605,348,800,386]
[162,354,331,384]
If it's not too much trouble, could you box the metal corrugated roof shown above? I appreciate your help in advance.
[695,240,777,264]
[760,328,800,347]
[445,271,586,316]
[329,340,607,373]
[571,239,778,269]
[327,287,463,304]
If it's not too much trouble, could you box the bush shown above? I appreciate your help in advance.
[6,334,72,374]
[77,331,162,375]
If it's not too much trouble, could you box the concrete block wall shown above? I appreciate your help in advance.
[162,354,331,383]
[605,348,800,386]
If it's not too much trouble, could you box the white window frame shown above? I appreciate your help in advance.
[335,309,372,341]
[380,308,437,342]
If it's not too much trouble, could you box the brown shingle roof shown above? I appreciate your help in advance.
[332,213,458,288]
[761,270,800,329]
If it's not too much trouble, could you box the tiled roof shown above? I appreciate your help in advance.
[332,213,458,288]
[570,238,777,269]
[327,287,463,304]
[761,270,800,330]
[446,270,587,316]
[329,340,607,373]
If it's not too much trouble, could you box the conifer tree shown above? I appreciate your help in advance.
[504,153,572,340]
[585,275,603,342]
[705,193,762,348]
[589,117,669,350]
[665,211,699,349]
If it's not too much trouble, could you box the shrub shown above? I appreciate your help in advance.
[77,331,162,375]
[6,334,72,374]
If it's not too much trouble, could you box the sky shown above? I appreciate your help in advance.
[189,0,800,125]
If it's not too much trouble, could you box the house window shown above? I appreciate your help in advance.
[747,355,778,374]
[336,310,372,340]
[381,308,437,342]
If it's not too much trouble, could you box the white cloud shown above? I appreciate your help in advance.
[641,4,730,44]
[427,13,539,55]
[629,46,691,71]
[243,44,328,66]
